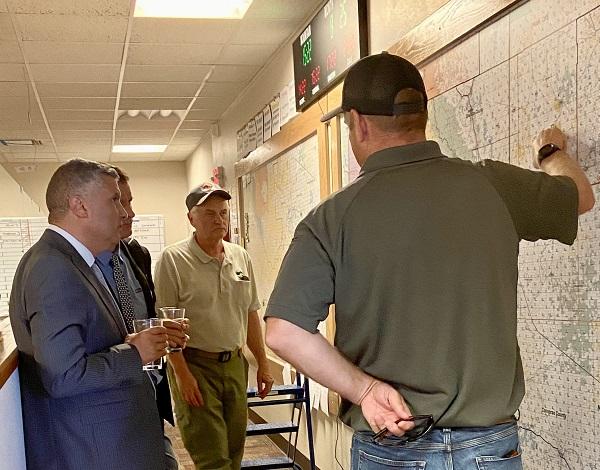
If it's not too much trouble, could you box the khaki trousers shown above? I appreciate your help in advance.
[169,349,249,470]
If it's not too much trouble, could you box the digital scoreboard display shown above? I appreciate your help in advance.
[292,0,368,112]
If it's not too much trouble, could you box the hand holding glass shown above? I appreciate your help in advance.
[132,318,163,370]
[159,307,186,352]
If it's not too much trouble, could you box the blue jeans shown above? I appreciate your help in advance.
[351,422,522,469]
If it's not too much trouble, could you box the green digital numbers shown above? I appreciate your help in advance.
[302,37,312,66]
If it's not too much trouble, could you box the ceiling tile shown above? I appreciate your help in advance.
[217,44,275,65]
[15,14,128,42]
[200,81,247,97]
[122,82,200,98]
[49,120,113,130]
[229,18,297,45]
[5,152,58,162]
[45,109,114,120]
[116,115,179,130]
[160,152,187,161]
[0,41,22,62]
[29,64,121,82]
[41,97,116,109]
[116,130,174,139]
[0,63,26,80]
[128,43,223,65]
[110,152,164,162]
[123,64,212,82]
[0,81,27,96]
[0,129,49,139]
[211,64,260,82]
[0,119,47,130]
[114,135,171,145]
[55,141,110,152]
[52,130,112,140]
[244,0,321,20]
[179,120,211,130]
[118,97,192,110]
[131,18,237,44]
[191,96,230,112]
[163,143,198,156]
[0,13,16,41]
[6,0,130,16]
[21,41,123,64]
[8,140,55,152]
[36,82,118,97]
[186,109,222,120]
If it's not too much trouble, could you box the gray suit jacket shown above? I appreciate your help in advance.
[9,229,165,470]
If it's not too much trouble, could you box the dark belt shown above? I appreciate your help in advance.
[184,347,242,363]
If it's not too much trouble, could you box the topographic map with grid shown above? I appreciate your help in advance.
[241,135,320,317]
[425,1,600,468]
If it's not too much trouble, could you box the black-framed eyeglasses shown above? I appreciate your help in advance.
[372,414,434,444]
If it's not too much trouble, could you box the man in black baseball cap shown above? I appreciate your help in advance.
[185,182,231,211]
[265,51,593,469]
[320,51,427,123]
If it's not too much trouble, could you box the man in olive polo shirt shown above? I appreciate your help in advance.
[154,182,273,470]
[265,52,595,469]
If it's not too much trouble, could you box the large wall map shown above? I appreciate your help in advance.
[422,1,600,468]
[241,135,321,327]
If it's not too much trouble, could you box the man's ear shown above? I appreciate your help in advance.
[68,195,88,219]
[352,110,369,143]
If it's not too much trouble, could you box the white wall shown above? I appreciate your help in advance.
[186,134,214,190]
[0,371,26,470]
[2,161,189,246]
[0,164,44,217]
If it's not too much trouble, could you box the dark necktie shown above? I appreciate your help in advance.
[111,253,135,333]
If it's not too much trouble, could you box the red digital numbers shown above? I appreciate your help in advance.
[327,50,337,71]
[311,66,321,86]
[298,78,307,96]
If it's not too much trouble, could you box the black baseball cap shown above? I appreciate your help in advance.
[320,52,427,122]
[185,182,231,211]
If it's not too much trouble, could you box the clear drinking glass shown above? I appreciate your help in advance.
[132,318,163,370]
[159,307,186,352]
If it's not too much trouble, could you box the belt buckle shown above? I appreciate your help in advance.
[218,351,232,362]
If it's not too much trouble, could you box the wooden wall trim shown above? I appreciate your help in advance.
[388,0,525,66]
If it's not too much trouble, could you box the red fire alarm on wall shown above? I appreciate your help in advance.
[211,166,224,186]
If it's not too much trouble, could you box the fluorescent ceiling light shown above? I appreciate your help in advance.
[134,0,253,19]
[112,145,167,153]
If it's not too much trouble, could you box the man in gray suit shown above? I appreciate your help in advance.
[9,159,170,470]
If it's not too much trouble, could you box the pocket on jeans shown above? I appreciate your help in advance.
[358,450,426,469]
[475,451,522,470]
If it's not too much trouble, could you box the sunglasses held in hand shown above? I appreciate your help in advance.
[372,414,434,443]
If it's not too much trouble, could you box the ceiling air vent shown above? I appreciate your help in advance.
[0,139,43,146]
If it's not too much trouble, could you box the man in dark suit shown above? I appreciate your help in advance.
[9,159,170,470]
[111,165,181,469]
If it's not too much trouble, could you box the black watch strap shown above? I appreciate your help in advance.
[537,143,561,163]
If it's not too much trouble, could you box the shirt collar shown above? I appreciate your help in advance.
[96,245,123,267]
[188,233,232,266]
[359,140,446,176]
[48,224,95,267]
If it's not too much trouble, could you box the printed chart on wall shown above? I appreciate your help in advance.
[0,215,165,318]
[420,1,600,468]
[241,135,323,332]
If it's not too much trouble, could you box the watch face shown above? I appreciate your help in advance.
[538,143,560,159]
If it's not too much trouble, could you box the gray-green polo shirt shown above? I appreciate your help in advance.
[265,140,578,431]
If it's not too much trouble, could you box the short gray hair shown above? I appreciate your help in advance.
[46,158,118,223]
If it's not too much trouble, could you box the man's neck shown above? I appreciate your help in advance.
[194,233,224,259]
[359,132,427,166]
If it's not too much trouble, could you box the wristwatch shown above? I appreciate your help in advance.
[537,143,561,164]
